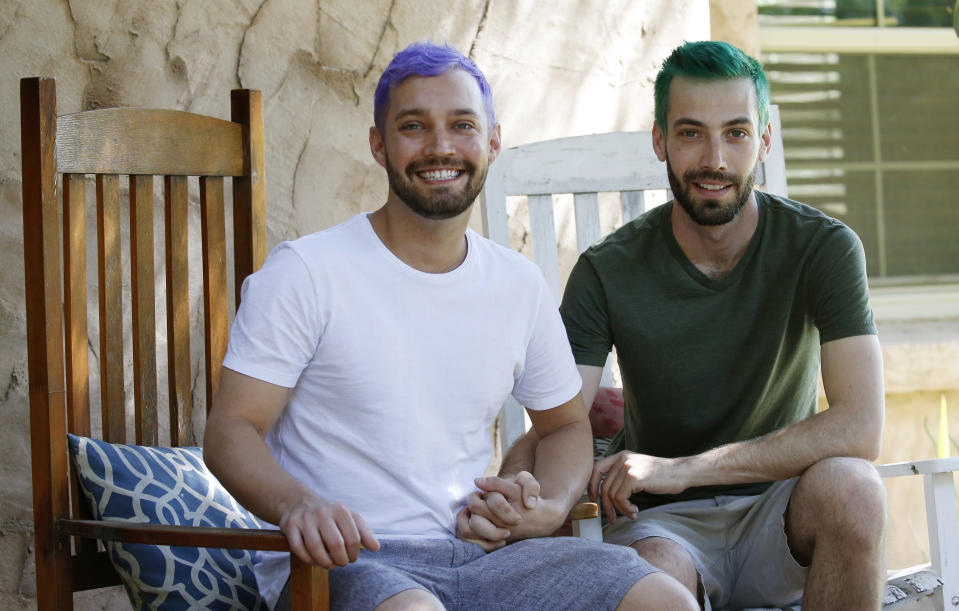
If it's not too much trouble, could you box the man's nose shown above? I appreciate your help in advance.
[425,128,455,156]
[700,137,727,171]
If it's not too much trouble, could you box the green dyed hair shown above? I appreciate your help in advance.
[654,41,770,132]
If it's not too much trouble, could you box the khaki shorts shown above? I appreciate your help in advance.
[604,478,807,611]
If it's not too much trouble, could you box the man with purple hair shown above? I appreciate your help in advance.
[204,41,697,611]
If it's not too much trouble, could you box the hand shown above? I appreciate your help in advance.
[588,451,687,524]
[455,472,543,549]
[278,494,380,569]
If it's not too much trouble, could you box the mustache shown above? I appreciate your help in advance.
[684,169,742,185]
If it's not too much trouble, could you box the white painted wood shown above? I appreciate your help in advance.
[621,190,646,223]
[573,192,601,254]
[925,471,959,609]
[492,132,664,196]
[763,105,789,198]
[876,457,959,478]
[571,516,603,542]
[528,194,561,304]
[480,152,510,248]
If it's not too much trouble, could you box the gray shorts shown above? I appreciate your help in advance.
[274,536,657,611]
[604,478,808,611]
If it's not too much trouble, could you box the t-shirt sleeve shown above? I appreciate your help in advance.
[510,275,582,411]
[223,244,322,387]
[806,224,877,344]
[559,253,613,367]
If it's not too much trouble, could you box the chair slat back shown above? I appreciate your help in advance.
[481,106,787,449]
[20,76,265,607]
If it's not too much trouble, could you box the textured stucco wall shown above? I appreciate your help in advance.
[0,1,709,607]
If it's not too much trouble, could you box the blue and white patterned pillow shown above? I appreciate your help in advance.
[67,434,268,611]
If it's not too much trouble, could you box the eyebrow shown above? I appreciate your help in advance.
[393,108,482,122]
[673,116,753,128]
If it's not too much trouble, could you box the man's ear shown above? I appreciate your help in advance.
[369,126,387,169]
[652,122,668,162]
[758,120,772,162]
[487,123,502,165]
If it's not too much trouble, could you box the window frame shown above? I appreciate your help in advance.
[759,23,959,320]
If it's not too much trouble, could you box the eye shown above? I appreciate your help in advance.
[678,128,699,139]
[728,128,748,139]
[399,122,423,131]
[454,121,477,130]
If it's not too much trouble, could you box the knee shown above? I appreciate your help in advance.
[374,589,444,611]
[618,572,699,611]
[793,457,887,539]
[630,537,698,595]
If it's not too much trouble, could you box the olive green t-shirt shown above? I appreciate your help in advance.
[560,191,876,510]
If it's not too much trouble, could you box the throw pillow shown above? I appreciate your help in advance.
[67,434,267,610]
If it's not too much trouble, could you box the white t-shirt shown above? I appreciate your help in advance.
[222,214,581,606]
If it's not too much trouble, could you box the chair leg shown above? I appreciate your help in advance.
[924,472,959,610]
[289,554,330,611]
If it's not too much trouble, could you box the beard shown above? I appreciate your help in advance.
[385,153,488,221]
[666,157,757,227]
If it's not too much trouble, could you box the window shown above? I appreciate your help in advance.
[758,0,959,283]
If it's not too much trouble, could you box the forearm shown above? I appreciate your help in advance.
[678,401,883,488]
[204,415,314,525]
[498,429,538,477]
[525,419,592,525]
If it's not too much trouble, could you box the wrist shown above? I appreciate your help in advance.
[674,454,706,489]
[508,496,566,540]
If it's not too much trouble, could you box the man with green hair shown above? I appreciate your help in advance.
[472,41,886,610]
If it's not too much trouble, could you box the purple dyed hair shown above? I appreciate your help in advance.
[373,41,497,134]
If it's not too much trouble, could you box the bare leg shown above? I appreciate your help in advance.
[630,536,699,597]
[374,588,445,611]
[785,456,886,610]
[616,570,699,611]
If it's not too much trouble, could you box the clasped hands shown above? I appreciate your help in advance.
[455,471,563,550]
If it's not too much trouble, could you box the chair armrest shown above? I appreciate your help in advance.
[569,502,598,521]
[58,518,291,551]
[876,456,959,478]
[876,457,959,608]
[59,518,330,610]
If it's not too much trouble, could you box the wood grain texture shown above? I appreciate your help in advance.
[62,172,99,556]
[56,109,244,176]
[96,174,126,444]
[63,173,90,437]
[130,175,158,445]
[22,81,298,604]
[20,75,75,611]
[164,175,192,447]
[291,555,330,611]
[59,519,291,550]
[231,89,267,308]
[200,176,228,418]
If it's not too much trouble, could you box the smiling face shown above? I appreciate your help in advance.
[369,69,501,220]
[653,76,771,227]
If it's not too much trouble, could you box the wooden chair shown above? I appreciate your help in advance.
[481,105,954,610]
[21,77,326,610]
